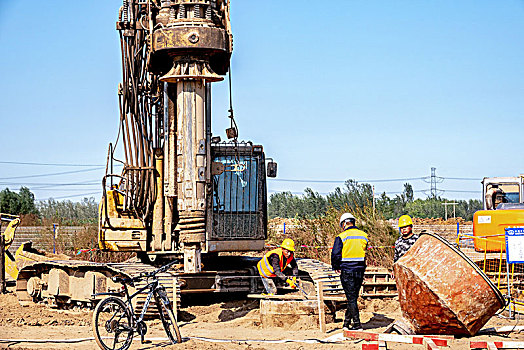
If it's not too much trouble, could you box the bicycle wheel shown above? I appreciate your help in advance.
[155,288,182,344]
[92,297,134,350]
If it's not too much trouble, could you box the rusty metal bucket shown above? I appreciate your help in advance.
[393,232,505,336]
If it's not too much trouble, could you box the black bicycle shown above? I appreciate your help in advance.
[92,260,182,350]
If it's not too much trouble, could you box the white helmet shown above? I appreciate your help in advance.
[339,213,355,227]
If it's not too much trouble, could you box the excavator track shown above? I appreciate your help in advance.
[16,260,180,317]
[297,258,397,298]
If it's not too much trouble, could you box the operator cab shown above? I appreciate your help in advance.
[208,141,277,252]
[482,176,524,210]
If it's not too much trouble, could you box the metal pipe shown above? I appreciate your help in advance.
[0,232,5,294]
[177,80,206,217]
[152,151,164,251]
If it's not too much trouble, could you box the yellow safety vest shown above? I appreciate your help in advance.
[338,228,368,262]
[257,247,293,278]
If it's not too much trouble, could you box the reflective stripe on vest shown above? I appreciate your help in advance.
[338,228,368,262]
[257,247,293,278]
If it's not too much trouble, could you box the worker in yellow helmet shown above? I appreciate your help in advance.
[394,215,419,262]
[331,212,368,331]
[257,238,298,295]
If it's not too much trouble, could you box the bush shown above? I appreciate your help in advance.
[268,204,397,269]
[34,223,134,263]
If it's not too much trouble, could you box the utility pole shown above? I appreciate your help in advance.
[53,223,59,254]
[442,202,458,220]
[372,185,375,216]
[0,220,5,294]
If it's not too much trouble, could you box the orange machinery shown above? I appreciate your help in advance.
[473,176,524,252]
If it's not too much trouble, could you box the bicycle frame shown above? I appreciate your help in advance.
[93,278,162,326]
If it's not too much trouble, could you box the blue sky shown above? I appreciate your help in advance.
[0,1,523,202]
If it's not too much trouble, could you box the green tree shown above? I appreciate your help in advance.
[19,187,37,214]
[268,188,327,219]
[300,188,328,218]
[403,183,414,203]
[37,197,98,224]
[327,180,373,211]
[0,187,38,215]
[268,180,482,221]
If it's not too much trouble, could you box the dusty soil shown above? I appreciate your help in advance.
[1,287,524,350]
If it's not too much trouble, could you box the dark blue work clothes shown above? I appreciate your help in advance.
[340,270,365,328]
[331,225,368,328]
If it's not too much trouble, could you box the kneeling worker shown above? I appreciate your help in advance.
[257,238,298,295]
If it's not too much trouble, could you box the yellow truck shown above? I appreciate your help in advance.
[473,176,524,251]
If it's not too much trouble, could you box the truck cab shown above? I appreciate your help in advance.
[482,176,524,210]
[473,175,524,251]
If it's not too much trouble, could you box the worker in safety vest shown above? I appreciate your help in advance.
[257,238,298,295]
[331,212,367,331]
[394,214,419,262]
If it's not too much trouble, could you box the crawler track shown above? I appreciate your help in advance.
[297,258,397,298]
[16,260,180,317]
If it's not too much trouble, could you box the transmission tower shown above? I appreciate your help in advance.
[431,167,437,197]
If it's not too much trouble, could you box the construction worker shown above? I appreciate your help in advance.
[485,185,504,210]
[331,213,368,331]
[394,215,419,262]
[257,238,298,295]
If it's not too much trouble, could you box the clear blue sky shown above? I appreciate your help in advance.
[1,1,523,202]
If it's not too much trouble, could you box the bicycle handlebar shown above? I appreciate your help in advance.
[112,260,178,285]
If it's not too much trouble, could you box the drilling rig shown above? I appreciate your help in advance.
[12,0,275,308]
[98,0,278,288]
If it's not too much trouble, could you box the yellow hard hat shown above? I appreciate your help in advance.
[281,238,295,252]
[398,215,413,228]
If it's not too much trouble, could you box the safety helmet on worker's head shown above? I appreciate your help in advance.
[398,215,413,228]
[281,238,295,252]
[339,213,356,228]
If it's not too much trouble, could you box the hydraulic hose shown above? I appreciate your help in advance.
[0,334,346,345]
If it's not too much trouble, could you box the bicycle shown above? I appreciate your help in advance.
[92,260,182,350]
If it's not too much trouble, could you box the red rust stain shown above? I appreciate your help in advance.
[393,233,503,336]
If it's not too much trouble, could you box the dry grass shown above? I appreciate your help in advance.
[34,224,134,263]
[268,204,397,269]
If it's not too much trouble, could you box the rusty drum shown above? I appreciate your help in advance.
[393,232,505,336]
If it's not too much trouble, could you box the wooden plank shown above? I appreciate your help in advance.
[247,293,305,300]
[424,338,441,350]
[323,296,346,301]
[422,335,455,340]
[345,330,449,346]
[317,281,326,333]
[471,341,524,349]
[361,293,398,297]
[487,342,498,350]
[479,325,524,334]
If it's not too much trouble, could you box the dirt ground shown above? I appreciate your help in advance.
[1,286,524,350]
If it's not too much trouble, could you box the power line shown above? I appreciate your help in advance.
[270,177,427,183]
[441,189,481,193]
[0,161,105,167]
[36,191,101,201]
[0,167,104,180]
[30,188,100,192]
[0,180,100,186]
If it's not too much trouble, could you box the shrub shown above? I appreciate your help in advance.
[268,204,397,269]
